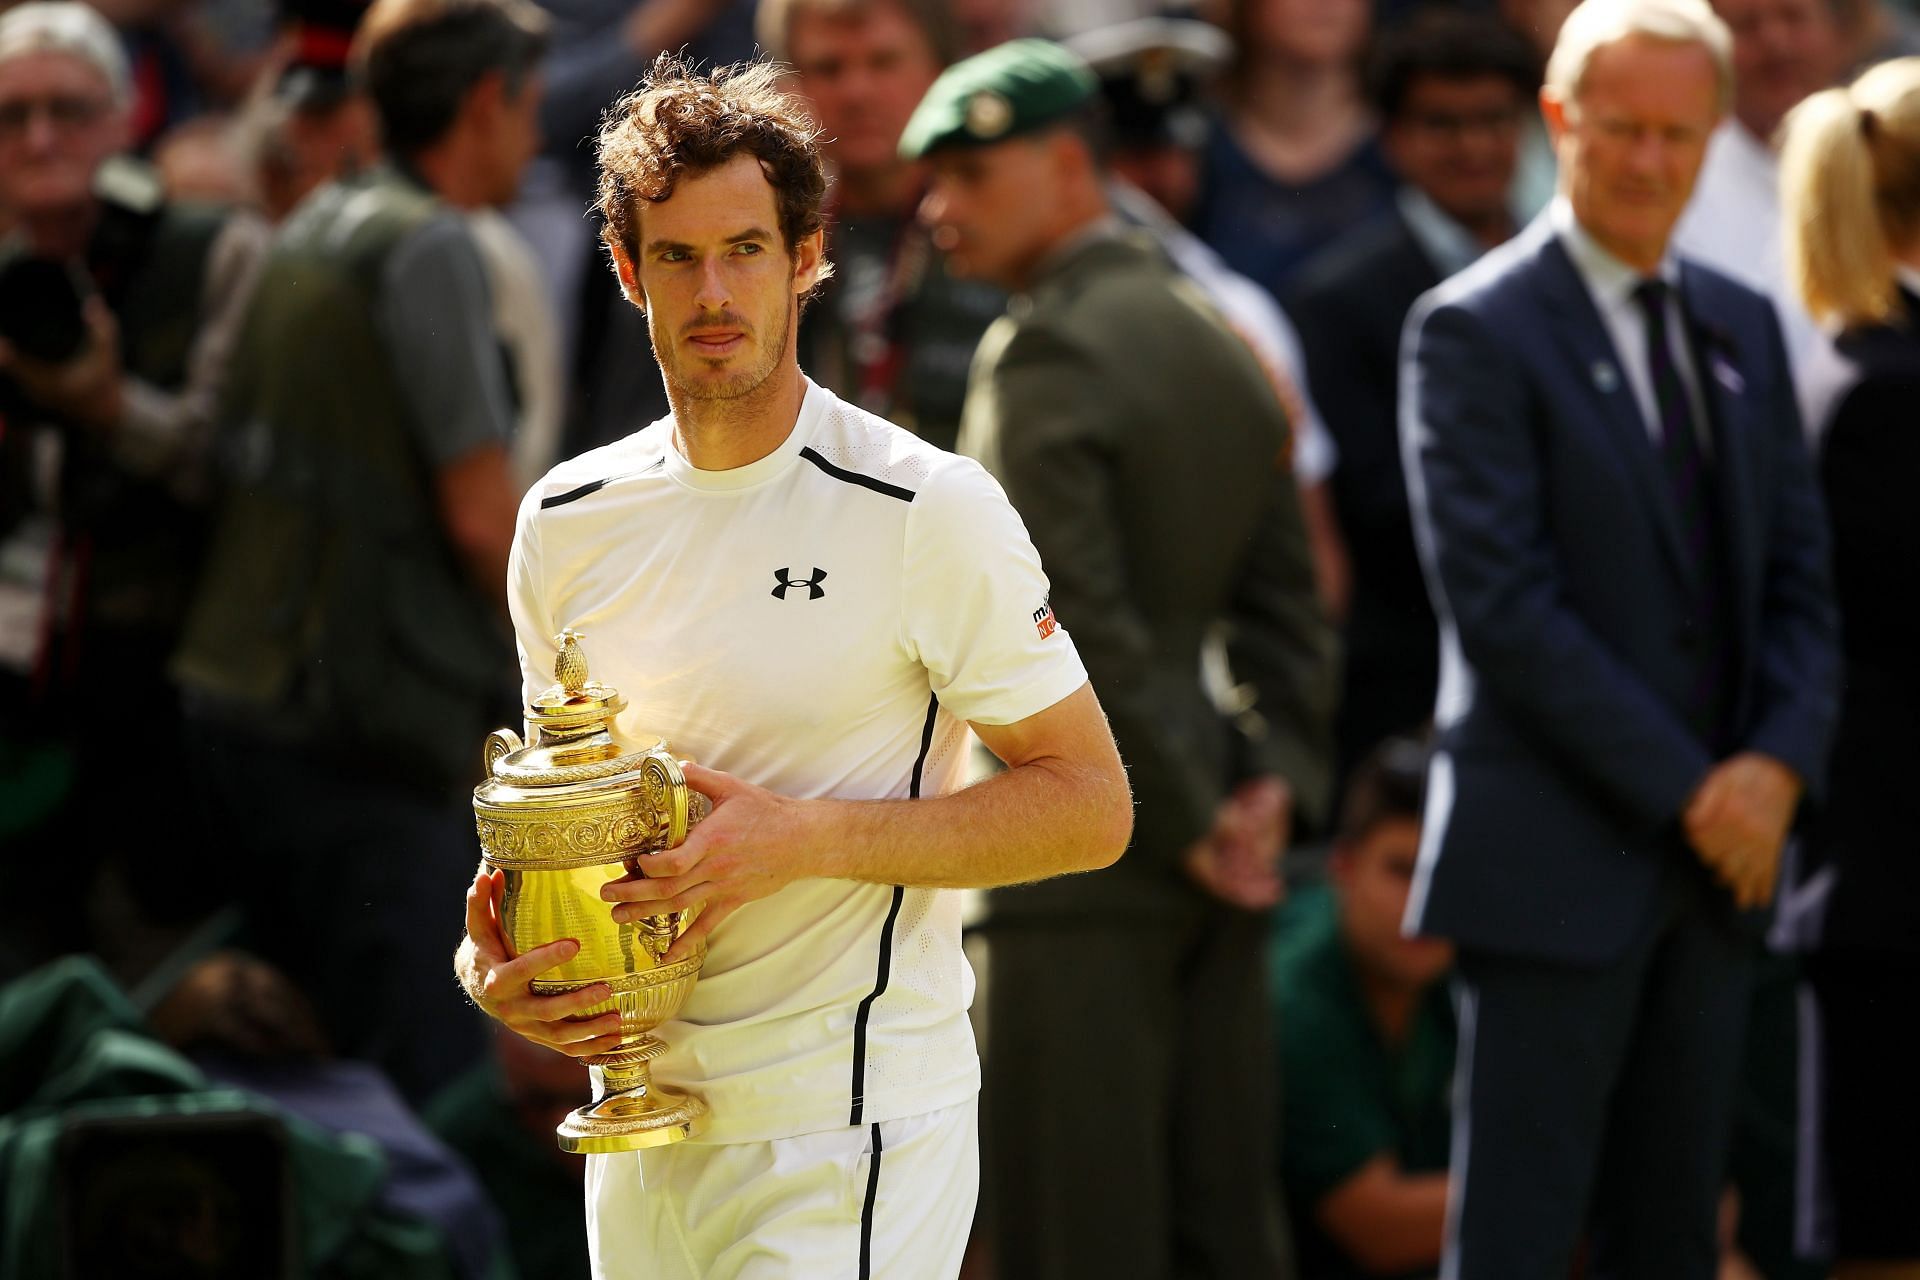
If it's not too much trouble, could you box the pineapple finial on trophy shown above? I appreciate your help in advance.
[555,629,589,695]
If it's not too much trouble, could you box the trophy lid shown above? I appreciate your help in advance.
[480,630,665,792]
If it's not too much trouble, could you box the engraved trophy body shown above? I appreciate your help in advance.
[472,631,709,1152]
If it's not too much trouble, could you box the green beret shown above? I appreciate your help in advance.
[899,38,1098,160]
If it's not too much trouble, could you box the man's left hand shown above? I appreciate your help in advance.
[0,296,125,430]
[1683,753,1803,910]
[600,762,816,964]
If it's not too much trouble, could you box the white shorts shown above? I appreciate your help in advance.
[585,1098,978,1279]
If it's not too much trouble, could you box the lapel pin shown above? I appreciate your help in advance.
[1591,360,1620,393]
[1711,355,1745,395]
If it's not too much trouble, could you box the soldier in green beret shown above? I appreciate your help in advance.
[907,37,1338,1280]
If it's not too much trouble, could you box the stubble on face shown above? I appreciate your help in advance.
[647,279,794,403]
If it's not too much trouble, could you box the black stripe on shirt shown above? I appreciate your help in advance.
[847,696,939,1126]
[539,478,609,509]
[799,446,916,503]
[858,1122,885,1279]
[846,698,938,1125]
[538,462,660,509]
[848,887,904,1127]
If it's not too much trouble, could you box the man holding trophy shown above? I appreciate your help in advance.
[454,56,1133,1278]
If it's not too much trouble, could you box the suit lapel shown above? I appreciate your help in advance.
[1679,262,1759,637]
[1529,230,1698,589]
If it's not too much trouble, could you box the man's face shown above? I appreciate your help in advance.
[1249,0,1370,66]
[920,135,1066,288]
[1544,35,1722,268]
[0,50,127,222]
[787,0,942,179]
[615,152,823,402]
[482,70,544,207]
[1715,0,1840,140]
[1333,817,1454,991]
[1383,73,1526,229]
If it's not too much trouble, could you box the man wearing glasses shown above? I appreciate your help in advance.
[0,2,267,948]
[1287,6,1539,798]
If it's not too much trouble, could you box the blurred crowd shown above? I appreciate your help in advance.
[0,0,1915,1271]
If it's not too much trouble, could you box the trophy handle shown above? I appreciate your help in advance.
[483,729,522,775]
[642,753,708,848]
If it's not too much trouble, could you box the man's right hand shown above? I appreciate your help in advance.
[1683,754,1802,910]
[1180,777,1291,911]
[456,866,629,1058]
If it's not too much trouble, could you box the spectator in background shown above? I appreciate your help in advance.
[512,0,755,460]
[1068,14,1351,615]
[171,0,544,1103]
[911,39,1336,1280]
[1499,0,1579,213]
[1273,736,1453,1280]
[1289,6,1536,790]
[427,1030,592,1280]
[243,0,380,220]
[1674,0,1844,425]
[761,0,1005,452]
[1400,0,1839,1271]
[1831,0,1920,70]
[1780,57,1920,1277]
[1192,0,1394,297]
[1671,10,1846,1274]
[0,0,268,956]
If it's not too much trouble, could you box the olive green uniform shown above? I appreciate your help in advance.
[962,228,1336,1280]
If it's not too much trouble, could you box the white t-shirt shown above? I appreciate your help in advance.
[507,377,1088,1144]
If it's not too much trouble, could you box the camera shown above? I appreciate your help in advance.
[0,155,165,366]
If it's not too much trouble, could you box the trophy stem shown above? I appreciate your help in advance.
[557,1036,708,1154]
[596,1043,660,1098]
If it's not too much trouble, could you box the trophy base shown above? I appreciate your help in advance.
[557,1081,708,1154]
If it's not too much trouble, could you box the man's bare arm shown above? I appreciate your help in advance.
[605,681,1132,961]
[1314,1155,1449,1275]
[436,443,520,611]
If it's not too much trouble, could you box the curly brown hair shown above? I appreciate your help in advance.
[594,56,831,276]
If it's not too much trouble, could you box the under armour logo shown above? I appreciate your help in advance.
[771,567,828,601]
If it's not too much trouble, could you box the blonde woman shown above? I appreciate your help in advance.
[1780,56,1920,1277]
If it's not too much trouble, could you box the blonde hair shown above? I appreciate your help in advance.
[1782,57,1920,329]
[1544,0,1733,115]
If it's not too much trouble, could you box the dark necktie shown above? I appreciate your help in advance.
[1633,278,1732,745]
[1633,278,1712,564]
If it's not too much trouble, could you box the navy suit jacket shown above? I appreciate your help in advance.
[1400,216,1841,966]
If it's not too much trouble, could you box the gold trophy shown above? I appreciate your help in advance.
[472,630,709,1152]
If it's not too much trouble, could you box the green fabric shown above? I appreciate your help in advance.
[0,742,73,841]
[172,165,507,792]
[899,38,1097,158]
[1270,888,1455,1280]
[0,957,456,1280]
[425,1062,588,1280]
[969,233,1335,921]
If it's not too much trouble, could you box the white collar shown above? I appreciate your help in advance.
[1397,186,1484,278]
[1550,195,1681,306]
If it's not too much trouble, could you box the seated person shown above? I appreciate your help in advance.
[1271,736,1453,1279]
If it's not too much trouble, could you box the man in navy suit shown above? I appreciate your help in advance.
[1399,0,1840,1274]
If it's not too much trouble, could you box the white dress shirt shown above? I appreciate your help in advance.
[1672,120,1830,433]
[1398,186,1485,281]
[1551,197,1713,453]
